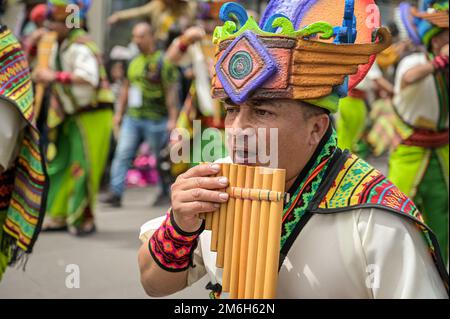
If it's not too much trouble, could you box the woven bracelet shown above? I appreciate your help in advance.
[149,210,205,272]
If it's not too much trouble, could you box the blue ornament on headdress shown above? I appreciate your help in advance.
[220,2,249,30]
[333,0,357,97]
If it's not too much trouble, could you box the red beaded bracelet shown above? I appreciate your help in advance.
[55,71,73,85]
[149,210,205,272]
[432,54,449,71]
[178,41,189,53]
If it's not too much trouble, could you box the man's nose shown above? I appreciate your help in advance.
[231,110,254,131]
[229,115,257,140]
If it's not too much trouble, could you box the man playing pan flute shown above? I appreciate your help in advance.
[138,1,449,298]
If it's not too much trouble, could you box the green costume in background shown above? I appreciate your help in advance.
[390,145,448,260]
[46,110,112,227]
[391,1,449,262]
[43,24,114,232]
[337,96,368,156]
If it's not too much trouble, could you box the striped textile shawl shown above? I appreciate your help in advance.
[0,27,48,265]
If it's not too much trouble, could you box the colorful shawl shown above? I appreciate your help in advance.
[280,126,449,292]
[0,27,48,265]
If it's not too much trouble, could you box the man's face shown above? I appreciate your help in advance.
[224,99,329,185]
[132,25,154,53]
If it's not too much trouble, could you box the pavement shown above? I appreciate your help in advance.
[0,186,209,299]
[0,155,388,299]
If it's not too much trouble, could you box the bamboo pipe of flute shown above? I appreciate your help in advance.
[216,164,230,267]
[253,169,274,299]
[237,166,255,299]
[243,167,264,299]
[229,165,247,298]
[210,166,224,252]
[205,165,217,230]
[221,164,238,292]
[263,169,286,299]
[199,163,210,225]
[201,163,217,229]
[205,207,214,231]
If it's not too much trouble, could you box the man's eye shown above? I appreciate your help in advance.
[255,109,271,116]
[226,108,238,114]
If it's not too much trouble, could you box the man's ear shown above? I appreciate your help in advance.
[309,114,330,146]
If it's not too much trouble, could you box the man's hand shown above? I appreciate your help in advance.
[107,13,120,25]
[171,164,229,233]
[33,68,56,84]
[183,26,206,45]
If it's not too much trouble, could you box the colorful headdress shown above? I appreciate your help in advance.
[47,0,91,22]
[400,0,449,47]
[211,1,392,113]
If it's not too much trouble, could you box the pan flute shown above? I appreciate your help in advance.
[202,164,286,299]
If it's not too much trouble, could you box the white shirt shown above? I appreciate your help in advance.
[394,52,447,131]
[140,207,447,299]
[356,62,383,92]
[0,100,25,171]
[50,41,99,112]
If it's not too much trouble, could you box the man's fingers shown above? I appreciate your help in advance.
[175,201,222,215]
[179,176,229,191]
[181,163,221,179]
[177,189,229,204]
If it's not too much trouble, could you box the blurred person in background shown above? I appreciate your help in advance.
[107,0,197,50]
[336,62,394,158]
[164,1,228,178]
[365,16,419,158]
[33,0,114,236]
[390,0,449,262]
[22,3,47,62]
[101,22,179,208]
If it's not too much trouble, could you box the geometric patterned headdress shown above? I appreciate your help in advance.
[399,0,449,48]
[211,0,392,113]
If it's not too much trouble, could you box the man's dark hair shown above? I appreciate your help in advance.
[298,101,330,120]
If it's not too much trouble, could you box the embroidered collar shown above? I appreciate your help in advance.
[280,124,338,251]
[286,124,335,198]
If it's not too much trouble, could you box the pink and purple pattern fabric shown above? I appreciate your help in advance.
[149,211,204,272]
